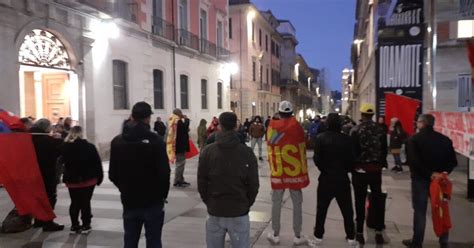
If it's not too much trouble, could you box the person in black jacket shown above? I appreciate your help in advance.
[153,116,166,137]
[312,113,357,246]
[198,112,259,248]
[390,120,407,173]
[403,114,457,248]
[109,102,171,248]
[30,118,65,232]
[62,126,103,234]
[173,109,191,187]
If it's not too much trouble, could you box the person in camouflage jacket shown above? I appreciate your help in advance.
[350,103,388,245]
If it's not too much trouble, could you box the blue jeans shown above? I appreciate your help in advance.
[123,203,165,248]
[411,178,449,245]
[206,214,250,248]
[393,153,402,167]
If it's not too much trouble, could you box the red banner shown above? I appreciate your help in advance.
[0,133,55,221]
[384,93,421,136]
[431,111,474,158]
[266,117,310,190]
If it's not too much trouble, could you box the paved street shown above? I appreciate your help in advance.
[0,145,473,248]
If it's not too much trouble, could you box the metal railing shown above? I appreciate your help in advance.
[176,29,199,51]
[259,84,270,91]
[200,38,217,57]
[217,46,230,59]
[152,16,175,41]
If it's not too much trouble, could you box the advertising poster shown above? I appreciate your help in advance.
[376,0,424,118]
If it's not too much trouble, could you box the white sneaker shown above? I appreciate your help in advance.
[347,239,359,247]
[267,232,280,245]
[309,238,323,247]
[293,235,308,246]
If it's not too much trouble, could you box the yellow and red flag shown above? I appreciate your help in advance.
[266,117,310,190]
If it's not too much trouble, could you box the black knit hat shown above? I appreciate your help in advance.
[132,102,153,120]
[219,112,237,131]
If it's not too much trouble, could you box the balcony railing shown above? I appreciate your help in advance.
[176,29,199,51]
[200,38,217,57]
[152,16,175,41]
[217,46,230,58]
[259,84,270,91]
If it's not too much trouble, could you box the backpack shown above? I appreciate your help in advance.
[1,209,32,233]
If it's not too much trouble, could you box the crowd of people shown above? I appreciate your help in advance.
[0,99,458,248]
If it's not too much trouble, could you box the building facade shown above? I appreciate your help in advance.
[341,68,355,116]
[0,0,231,156]
[228,0,281,120]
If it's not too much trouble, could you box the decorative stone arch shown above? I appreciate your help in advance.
[18,29,71,70]
[14,19,81,71]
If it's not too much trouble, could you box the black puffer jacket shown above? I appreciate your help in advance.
[198,131,259,217]
[406,127,457,180]
[109,121,171,209]
[61,139,103,185]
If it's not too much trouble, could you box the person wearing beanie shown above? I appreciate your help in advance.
[198,112,259,248]
[266,101,310,246]
[311,113,357,247]
[109,101,171,248]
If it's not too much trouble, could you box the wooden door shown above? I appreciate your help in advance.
[42,73,70,124]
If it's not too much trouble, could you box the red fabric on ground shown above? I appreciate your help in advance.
[0,133,56,221]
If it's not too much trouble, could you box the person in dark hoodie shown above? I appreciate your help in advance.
[30,118,65,232]
[109,102,171,248]
[62,126,103,234]
[198,112,259,248]
[312,113,357,247]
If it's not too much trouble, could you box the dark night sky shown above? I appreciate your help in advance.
[252,0,356,91]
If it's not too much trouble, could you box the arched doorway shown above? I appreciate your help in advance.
[18,29,79,125]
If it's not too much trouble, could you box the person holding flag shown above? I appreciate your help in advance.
[0,110,57,230]
[266,101,310,246]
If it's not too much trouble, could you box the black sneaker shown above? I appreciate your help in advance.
[33,221,44,228]
[402,239,422,248]
[375,233,385,245]
[181,181,191,187]
[391,166,399,172]
[440,243,449,248]
[81,225,92,234]
[43,222,65,232]
[70,225,82,234]
[356,233,365,245]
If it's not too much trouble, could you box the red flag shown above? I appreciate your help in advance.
[266,117,310,190]
[385,93,421,136]
[0,110,26,131]
[185,139,199,159]
[0,133,56,221]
